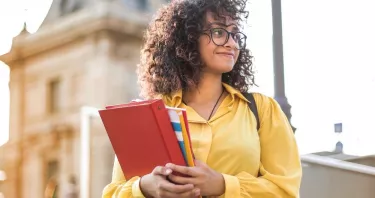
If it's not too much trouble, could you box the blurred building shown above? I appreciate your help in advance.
[0,0,168,197]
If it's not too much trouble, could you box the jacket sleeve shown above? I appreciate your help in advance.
[221,93,302,198]
[102,156,146,198]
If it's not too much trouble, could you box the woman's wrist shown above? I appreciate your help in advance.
[139,174,153,197]
[213,172,226,196]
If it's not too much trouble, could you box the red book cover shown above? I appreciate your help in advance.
[105,99,158,109]
[98,99,186,179]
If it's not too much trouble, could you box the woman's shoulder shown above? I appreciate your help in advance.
[247,92,273,105]
[248,92,284,115]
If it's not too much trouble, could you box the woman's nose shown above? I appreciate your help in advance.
[225,34,239,49]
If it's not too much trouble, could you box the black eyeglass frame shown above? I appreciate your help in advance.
[202,28,247,50]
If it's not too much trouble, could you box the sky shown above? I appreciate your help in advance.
[0,0,375,155]
[0,0,53,146]
[240,0,375,155]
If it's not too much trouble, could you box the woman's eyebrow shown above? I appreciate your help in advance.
[207,22,239,30]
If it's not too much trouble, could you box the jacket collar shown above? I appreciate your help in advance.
[163,83,249,108]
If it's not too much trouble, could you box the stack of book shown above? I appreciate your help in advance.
[99,99,195,179]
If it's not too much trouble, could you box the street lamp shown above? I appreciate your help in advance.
[271,0,296,133]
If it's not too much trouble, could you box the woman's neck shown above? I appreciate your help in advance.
[182,72,224,106]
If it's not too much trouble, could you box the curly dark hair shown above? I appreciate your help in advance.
[137,0,255,99]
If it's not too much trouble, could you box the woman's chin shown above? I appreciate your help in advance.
[203,64,235,74]
[217,65,235,73]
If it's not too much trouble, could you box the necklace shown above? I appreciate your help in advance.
[207,87,225,120]
[183,87,225,121]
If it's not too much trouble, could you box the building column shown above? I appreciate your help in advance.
[271,0,296,133]
[58,125,75,198]
[1,158,19,198]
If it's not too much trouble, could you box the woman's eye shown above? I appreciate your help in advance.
[233,34,241,41]
[212,29,225,37]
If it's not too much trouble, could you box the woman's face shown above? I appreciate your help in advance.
[198,11,244,75]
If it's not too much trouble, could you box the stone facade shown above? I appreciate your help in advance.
[0,0,166,197]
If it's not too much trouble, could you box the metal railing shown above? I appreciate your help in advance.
[301,154,375,176]
[300,154,375,198]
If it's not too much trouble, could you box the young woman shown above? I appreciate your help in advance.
[102,0,302,197]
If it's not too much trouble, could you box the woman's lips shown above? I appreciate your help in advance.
[216,52,234,59]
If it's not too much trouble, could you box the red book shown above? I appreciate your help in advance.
[99,99,186,179]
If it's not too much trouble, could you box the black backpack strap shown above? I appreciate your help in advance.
[243,92,260,131]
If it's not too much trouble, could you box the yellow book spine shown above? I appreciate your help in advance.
[178,111,195,167]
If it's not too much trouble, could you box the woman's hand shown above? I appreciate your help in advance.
[166,160,225,197]
[140,166,201,198]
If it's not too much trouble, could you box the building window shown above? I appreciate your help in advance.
[48,79,62,114]
[46,160,59,181]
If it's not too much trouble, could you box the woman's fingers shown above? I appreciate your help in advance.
[168,174,195,185]
[158,180,200,198]
[165,163,199,177]
[152,166,172,176]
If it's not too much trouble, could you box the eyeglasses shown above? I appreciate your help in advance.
[203,28,247,50]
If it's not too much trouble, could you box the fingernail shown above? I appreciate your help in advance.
[165,169,172,174]
[194,189,200,196]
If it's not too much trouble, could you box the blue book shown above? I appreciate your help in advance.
[167,108,188,164]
